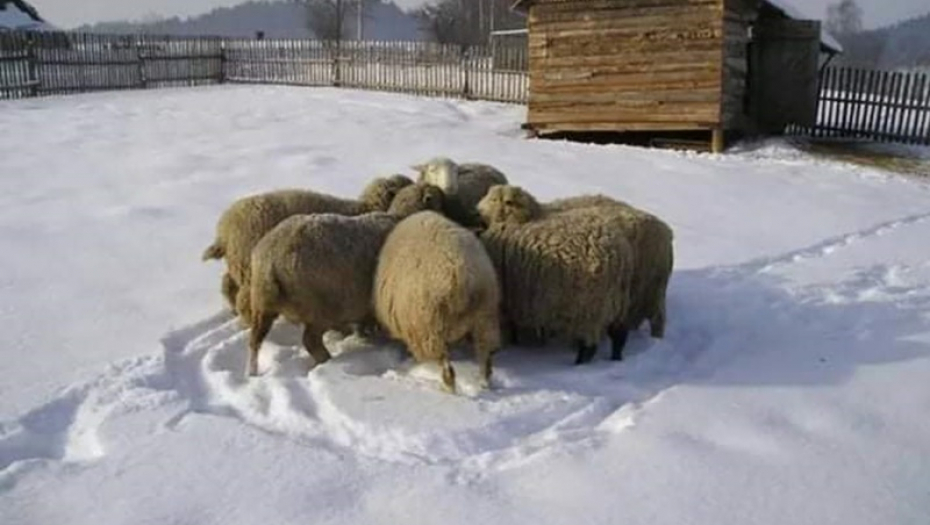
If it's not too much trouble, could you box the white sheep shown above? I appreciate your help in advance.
[412,156,509,228]
[548,194,674,350]
[201,174,414,322]
[373,210,501,393]
[245,184,445,377]
[477,185,635,365]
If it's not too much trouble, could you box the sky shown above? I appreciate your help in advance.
[26,0,930,32]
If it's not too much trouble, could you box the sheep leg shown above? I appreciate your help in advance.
[440,355,457,394]
[301,325,332,366]
[508,319,522,345]
[234,285,253,329]
[221,272,239,313]
[608,323,630,361]
[472,315,501,390]
[574,340,598,365]
[650,305,666,339]
[248,312,276,377]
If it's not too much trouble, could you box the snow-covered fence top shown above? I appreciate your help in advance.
[0,31,528,104]
[789,66,930,146]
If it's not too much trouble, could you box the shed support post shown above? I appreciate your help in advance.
[712,128,725,153]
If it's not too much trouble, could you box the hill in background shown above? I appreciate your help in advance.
[834,11,930,70]
[73,0,426,41]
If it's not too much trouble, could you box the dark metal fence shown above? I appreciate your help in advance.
[0,31,528,104]
[789,66,930,146]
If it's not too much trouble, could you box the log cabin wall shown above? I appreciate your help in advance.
[525,0,726,135]
[721,0,756,131]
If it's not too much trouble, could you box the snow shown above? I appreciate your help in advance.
[0,4,35,29]
[0,2,51,32]
[2,85,930,525]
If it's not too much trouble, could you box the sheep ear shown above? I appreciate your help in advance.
[411,164,426,173]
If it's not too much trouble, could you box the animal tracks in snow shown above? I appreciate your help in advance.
[155,314,702,470]
[5,210,927,483]
[0,355,179,489]
[747,210,930,274]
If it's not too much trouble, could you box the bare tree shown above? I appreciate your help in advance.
[292,0,357,41]
[826,0,864,38]
[416,0,467,45]
[416,0,523,45]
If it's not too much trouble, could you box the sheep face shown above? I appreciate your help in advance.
[388,182,445,217]
[477,185,541,226]
[358,174,415,212]
[412,157,459,195]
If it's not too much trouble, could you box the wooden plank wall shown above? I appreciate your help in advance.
[721,0,752,129]
[527,0,725,133]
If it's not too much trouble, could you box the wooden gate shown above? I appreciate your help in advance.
[748,18,822,133]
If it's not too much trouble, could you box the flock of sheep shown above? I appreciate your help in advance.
[201,157,674,393]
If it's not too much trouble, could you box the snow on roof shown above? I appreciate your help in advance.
[0,0,55,31]
[763,0,844,53]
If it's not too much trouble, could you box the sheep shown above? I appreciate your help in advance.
[411,156,509,228]
[547,194,675,348]
[373,210,501,393]
[201,174,414,321]
[476,184,635,365]
[245,184,445,377]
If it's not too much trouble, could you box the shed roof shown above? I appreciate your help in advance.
[0,0,56,31]
[510,0,843,54]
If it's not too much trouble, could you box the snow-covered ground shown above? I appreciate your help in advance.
[2,85,930,525]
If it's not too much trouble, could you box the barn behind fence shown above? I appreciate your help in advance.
[0,31,528,104]
[789,66,930,146]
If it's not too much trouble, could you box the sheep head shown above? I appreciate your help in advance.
[477,185,542,226]
[388,182,445,217]
[359,174,415,211]
[412,157,459,195]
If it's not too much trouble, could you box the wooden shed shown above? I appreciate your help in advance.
[512,0,842,152]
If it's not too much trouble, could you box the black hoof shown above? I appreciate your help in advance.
[574,343,597,365]
[609,326,629,361]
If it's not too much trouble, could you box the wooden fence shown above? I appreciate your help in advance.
[790,66,930,146]
[0,31,528,104]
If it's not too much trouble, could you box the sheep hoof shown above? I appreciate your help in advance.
[574,343,597,365]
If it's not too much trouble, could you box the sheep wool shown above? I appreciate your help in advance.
[412,156,509,227]
[246,212,399,376]
[548,193,674,345]
[244,186,445,377]
[202,174,413,322]
[373,211,501,393]
[477,185,634,365]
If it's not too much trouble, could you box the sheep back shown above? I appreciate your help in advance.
[481,207,633,347]
[249,212,399,332]
[374,211,501,362]
[549,195,674,336]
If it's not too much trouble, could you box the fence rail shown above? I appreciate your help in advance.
[1,31,528,104]
[790,66,930,146]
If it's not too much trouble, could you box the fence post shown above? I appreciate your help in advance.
[26,32,38,97]
[136,37,147,89]
[219,38,227,84]
[461,44,472,100]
